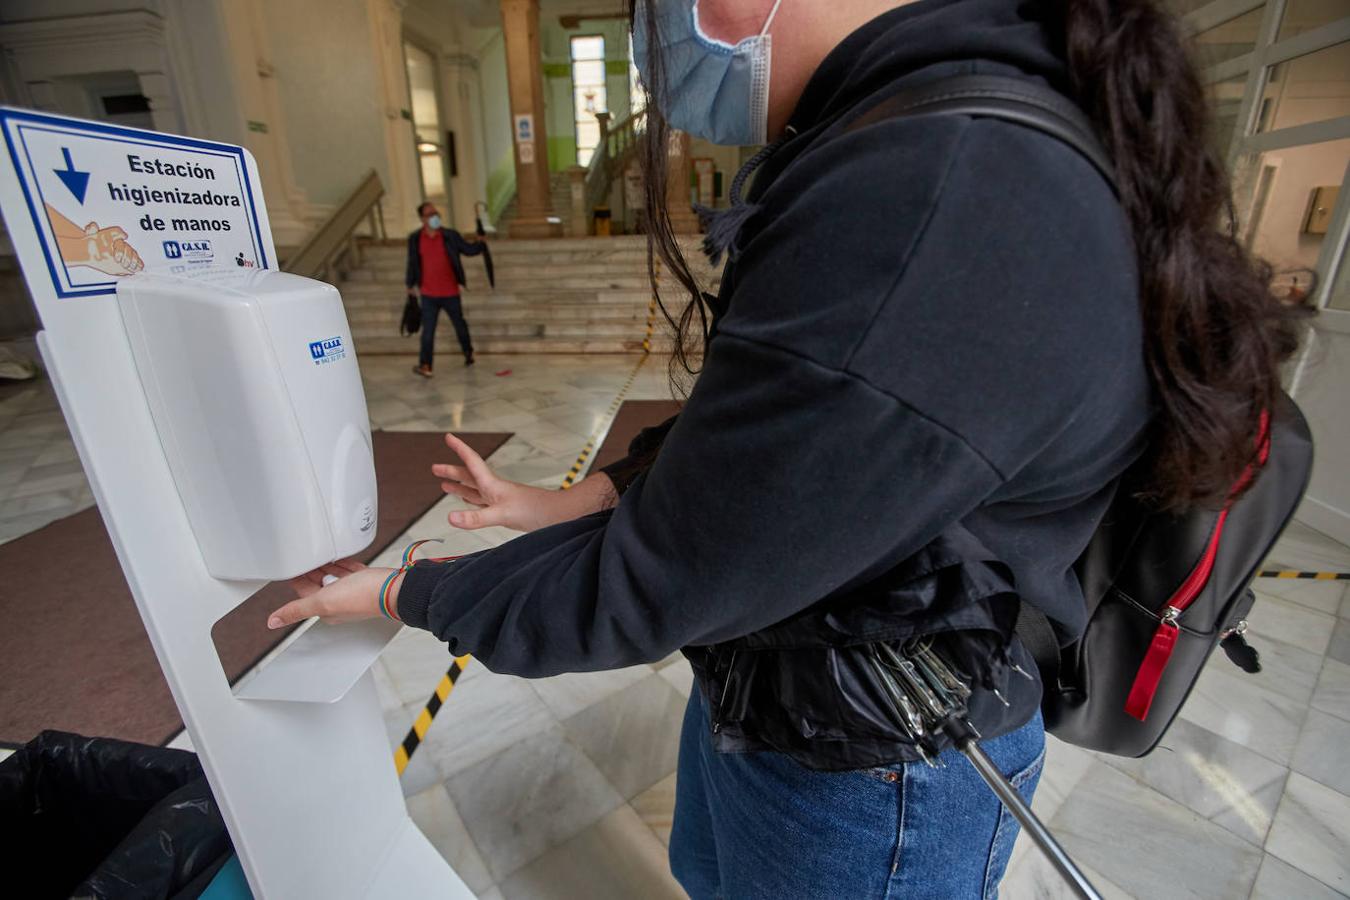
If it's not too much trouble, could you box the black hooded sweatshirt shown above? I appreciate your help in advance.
[397,0,1153,679]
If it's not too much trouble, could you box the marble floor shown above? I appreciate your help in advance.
[1,348,1348,899]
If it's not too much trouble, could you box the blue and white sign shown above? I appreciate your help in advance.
[513,113,533,144]
[0,107,269,299]
[163,238,214,261]
[308,335,347,365]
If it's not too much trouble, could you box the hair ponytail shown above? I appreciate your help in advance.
[1058,0,1309,510]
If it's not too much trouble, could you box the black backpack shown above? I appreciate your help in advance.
[874,75,1317,757]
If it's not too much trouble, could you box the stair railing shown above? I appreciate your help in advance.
[581,108,646,228]
[283,169,386,281]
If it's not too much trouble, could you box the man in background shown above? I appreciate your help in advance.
[406,201,487,376]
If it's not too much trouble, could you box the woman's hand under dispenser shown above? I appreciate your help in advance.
[269,558,391,629]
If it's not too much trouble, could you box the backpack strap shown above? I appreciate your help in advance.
[844,74,1119,196]
[844,74,1120,681]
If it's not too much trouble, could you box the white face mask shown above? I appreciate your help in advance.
[633,0,785,146]
[427,214,443,230]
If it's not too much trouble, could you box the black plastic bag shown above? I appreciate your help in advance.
[0,730,233,899]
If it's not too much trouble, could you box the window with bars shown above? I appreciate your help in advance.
[629,32,647,115]
[1171,0,1350,309]
[571,35,608,166]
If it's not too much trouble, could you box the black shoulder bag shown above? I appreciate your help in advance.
[400,294,421,336]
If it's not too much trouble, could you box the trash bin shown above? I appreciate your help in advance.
[593,206,612,236]
[0,730,244,899]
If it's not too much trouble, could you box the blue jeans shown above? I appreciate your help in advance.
[419,294,472,365]
[670,688,1045,899]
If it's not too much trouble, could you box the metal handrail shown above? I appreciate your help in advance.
[283,168,386,280]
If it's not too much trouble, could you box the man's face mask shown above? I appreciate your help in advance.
[633,0,784,146]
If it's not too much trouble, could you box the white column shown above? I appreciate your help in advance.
[209,0,312,248]
[500,0,560,238]
[242,1,312,225]
[440,52,486,232]
[366,0,421,237]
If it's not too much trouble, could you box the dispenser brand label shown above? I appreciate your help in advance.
[0,107,269,299]
[162,239,214,261]
[309,336,346,365]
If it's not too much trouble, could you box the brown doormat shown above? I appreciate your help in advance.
[0,431,510,748]
[591,399,682,473]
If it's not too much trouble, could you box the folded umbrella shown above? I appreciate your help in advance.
[868,637,1104,900]
[480,240,495,290]
[475,202,496,290]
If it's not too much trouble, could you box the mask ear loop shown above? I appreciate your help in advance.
[759,0,785,36]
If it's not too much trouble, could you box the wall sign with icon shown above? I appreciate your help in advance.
[513,114,536,165]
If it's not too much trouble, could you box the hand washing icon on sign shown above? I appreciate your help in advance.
[53,148,90,204]
[45,202,143,276]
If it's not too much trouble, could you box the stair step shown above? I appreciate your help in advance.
[338,291,657,308]
[347,306,647,324]
[352,335,653,355]
[359,235,694,253]
[337,234,706,354]
[352,320,645,338]
[350,274,655,291]
[352,259,655,275]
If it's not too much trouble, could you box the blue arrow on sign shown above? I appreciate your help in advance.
[54,148,90,204]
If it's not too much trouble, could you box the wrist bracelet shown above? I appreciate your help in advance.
[401,538,465,566]
[379,568,405,622]
[382,541,469,622]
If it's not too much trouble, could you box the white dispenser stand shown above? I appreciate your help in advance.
[0,107,471,898]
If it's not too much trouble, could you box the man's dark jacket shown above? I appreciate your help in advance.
[405,227,485,292]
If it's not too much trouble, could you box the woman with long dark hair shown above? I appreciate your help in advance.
[272,0,1305,894]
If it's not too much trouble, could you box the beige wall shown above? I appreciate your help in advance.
[1250,137,1350,273]
[260,0,390,218]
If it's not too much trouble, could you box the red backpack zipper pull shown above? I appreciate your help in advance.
[1122,410,1271,723]
[1125,606,1182,721]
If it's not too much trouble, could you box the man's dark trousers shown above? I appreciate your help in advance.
[419,294,472,366]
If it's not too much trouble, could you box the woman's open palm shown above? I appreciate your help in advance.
[435,433,553,532]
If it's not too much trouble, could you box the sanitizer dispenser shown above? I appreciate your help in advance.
[117,268,377,581]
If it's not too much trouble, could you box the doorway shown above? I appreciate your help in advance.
[404,41,451,214]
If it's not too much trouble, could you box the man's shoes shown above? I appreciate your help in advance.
[464,352,475,367]
[413,364,433,378]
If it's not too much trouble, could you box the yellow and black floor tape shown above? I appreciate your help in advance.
[642,297,657,354]
[1257,570,1350,580]
[642,261,661,354]
[562,353,649,490]
[395,351,653,775]
[394,655,469,775]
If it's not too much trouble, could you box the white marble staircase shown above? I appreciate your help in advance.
[494,171,575,235]
[338,235,718,355]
